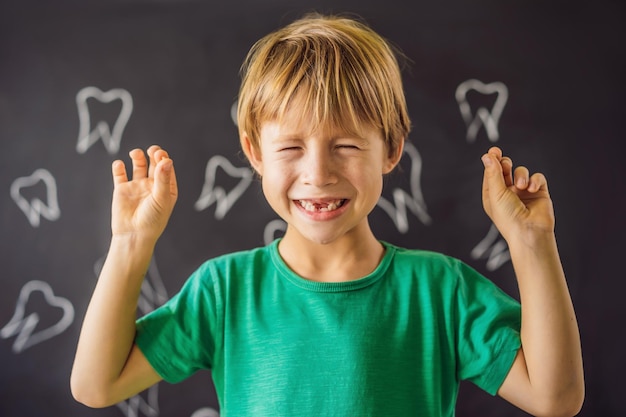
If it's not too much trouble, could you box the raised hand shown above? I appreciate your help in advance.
[481,146,555,243]
[110,145,178,241]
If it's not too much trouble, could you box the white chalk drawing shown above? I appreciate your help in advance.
[376,141,432,233]
[94,256,167,417]
[76,86,133,154]
[94,256,168,318]
[0,280,74,353]
[10,168,61,227]
[116,387,159,417]
[195,155,254,220]
[455,79,508,142]
[137,260,169,315]
[264,219,287,245]
[470,224,511,271]
[191,407,220,417]
[230,100,238,126]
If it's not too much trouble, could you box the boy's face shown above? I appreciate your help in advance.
[243,110,403,246]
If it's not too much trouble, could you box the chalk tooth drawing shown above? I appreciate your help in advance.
[0,280,74,353]
[455,79,508,142]
[470,224,511,271]
[230,100,238,126]
[264,219,287,245]
[376,141,432,233]
[138,259,169,315]
[76,86,133,155]
[10,168,60,227]
[94,256,168,317]
[195,155,253,220]
[191,407,220,417]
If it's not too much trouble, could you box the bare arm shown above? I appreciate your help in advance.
[480,147,584,417]
[71,146,178,407]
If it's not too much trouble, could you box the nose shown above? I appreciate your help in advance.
[301,148,337,187]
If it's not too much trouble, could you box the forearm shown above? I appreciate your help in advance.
[71,234,155,403]
[509,229,584,408]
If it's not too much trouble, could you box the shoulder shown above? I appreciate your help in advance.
[198,243,273,270]
[189,242,277,289]
[382,242,499,294]
[198,243,275,272]
[383,241,465,276]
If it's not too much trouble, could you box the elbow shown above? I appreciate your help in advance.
[70,372,117,409]
[568,392,586,417]
[534,404,583,417]
[557,378,586,417]
[534,385,585,417]
[70,384,109,409]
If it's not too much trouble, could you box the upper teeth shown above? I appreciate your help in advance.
[298,199,344,212]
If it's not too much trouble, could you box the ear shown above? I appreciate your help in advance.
[241,132,263,175]
[383,137,405,174]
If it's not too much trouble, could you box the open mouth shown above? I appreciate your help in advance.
[296,199,346,212]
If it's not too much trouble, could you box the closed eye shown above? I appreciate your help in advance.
[334,137,368,150]
[335,144,361,150]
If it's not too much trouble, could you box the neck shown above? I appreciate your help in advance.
[277,225,385,283]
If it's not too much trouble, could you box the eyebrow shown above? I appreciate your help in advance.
[333,135,370,144]
[269,135,303,143]
[270,132,370,142]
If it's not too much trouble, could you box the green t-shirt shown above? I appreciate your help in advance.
[136,240,521,416]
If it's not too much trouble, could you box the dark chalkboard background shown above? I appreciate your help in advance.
[1,0,624,416]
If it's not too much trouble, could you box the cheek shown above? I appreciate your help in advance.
[261,163,292,196]
[345,163,383,197]
[348,157,384,182]
[365,174,384,197]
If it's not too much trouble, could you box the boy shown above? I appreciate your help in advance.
[71,13,584,416]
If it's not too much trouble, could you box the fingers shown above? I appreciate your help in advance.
[111,160,128,186]
[513,166,530,190]
[528,172,548,193]
[149,146,177,199]
[143,145,177,202]
[510,161,547,193]
[129,148,149,180]
[147,145,162,178]
[111,146,176,195]
[166,157,178,196]
[481,150,507,201]
[482,146,548,193]
[129,145,169,179]
[153,153,178,204]
[501,157,513,187]
[486,146,502,159]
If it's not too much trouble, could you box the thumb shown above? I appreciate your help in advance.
[153,158,177,206]
[481,152,507,209]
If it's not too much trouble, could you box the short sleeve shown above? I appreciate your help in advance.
[135,261,221,383]
[453,260,521,395]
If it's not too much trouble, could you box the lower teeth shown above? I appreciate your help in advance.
[300,200,344,212]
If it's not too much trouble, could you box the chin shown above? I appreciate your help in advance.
[286,222,356,247]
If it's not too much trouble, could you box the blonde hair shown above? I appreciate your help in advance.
[237,12,411,157]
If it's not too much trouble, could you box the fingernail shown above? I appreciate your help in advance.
[481,155,492,167]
